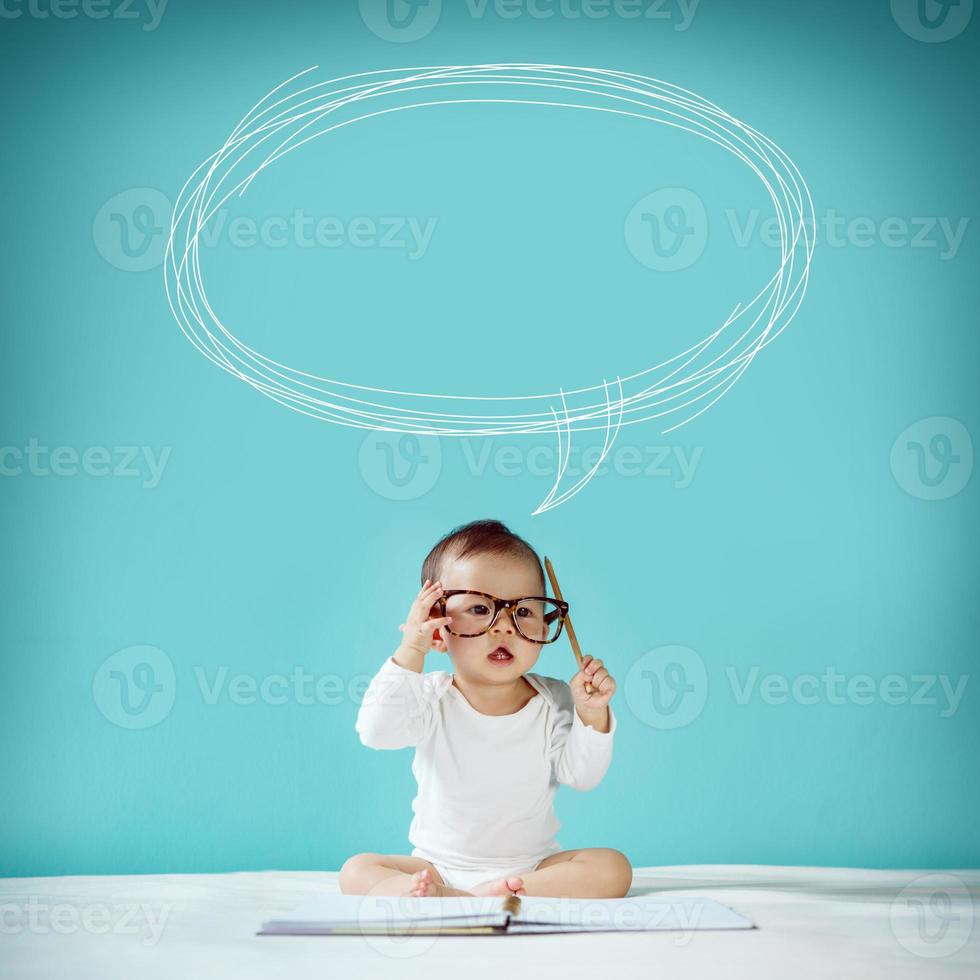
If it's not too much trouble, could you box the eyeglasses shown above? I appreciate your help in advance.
[435,589,569,644]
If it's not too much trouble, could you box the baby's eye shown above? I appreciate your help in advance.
[469,604,490,615]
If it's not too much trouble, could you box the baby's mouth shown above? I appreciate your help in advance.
[487,646,514,664]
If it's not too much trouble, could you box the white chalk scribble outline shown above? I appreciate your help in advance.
[164,63,815,514]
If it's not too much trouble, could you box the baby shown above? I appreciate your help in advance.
[340,519,632,900]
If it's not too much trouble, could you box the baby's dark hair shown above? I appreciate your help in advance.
[421,519,546,595]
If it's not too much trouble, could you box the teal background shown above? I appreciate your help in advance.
[1,0,977,876]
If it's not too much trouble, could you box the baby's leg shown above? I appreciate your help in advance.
[339,853,472,897]
[518,848,632,899]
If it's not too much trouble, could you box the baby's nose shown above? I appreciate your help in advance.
[492,608,517,632]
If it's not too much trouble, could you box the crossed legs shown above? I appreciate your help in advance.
[519,847,632,898]
[339,848,632,899]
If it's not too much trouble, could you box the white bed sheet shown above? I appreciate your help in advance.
[1,865,977,979]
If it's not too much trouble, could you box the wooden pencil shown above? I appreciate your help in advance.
[543,556,595,696]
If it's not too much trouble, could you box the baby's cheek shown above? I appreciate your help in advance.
[453,635,481,656]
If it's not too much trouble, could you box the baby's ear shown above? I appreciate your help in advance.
[431,628,448,653]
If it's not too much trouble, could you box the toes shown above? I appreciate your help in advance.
[409,869,432,895]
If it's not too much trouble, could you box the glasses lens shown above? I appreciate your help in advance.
[512,598,564,642]
[443,592,495,635]
[442,593,564,642]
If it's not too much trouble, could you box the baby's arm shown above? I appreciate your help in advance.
[355,656,436,749]
[355,579,453,750]
[549,656,618,790]
[550,700,617,790]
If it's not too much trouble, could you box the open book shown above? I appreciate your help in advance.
[258,891,755,936]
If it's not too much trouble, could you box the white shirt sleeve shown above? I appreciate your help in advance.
[547,681,617,791]
[355,656,440,750]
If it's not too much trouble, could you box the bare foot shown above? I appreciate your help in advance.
[470,875,527,897]
[406,869,474,898]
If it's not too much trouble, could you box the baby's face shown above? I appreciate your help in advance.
[431,552,547,684]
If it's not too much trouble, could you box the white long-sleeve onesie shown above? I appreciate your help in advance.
[355,655,617,873]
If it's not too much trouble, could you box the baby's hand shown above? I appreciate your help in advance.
[397,578,453,656]
[570,655,616,710]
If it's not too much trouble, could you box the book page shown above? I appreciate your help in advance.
[511,894,755,932]
[261,893,508,933]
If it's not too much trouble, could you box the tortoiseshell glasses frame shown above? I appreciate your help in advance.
[434,589,569,644]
